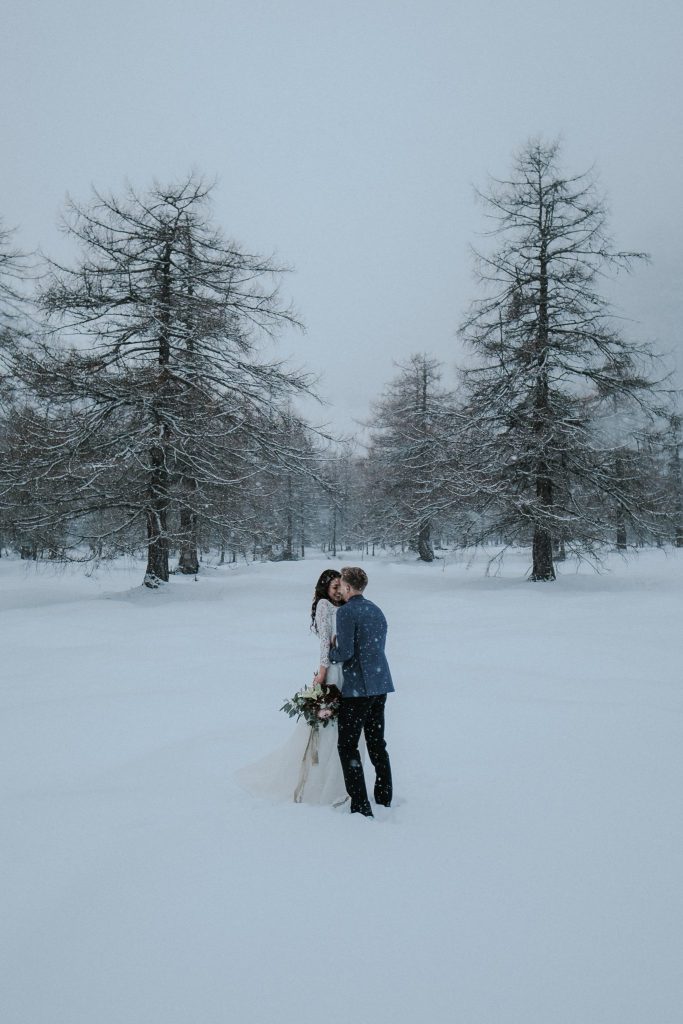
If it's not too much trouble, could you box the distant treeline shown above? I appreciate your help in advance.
[1,141,681,585]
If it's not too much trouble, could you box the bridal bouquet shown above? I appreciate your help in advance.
[281,680,341,729]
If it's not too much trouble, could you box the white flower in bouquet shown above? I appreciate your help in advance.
[281,679,341,729]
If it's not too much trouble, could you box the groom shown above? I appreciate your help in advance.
[329,566,394,817]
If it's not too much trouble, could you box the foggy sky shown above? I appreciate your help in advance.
[2,0,682,431]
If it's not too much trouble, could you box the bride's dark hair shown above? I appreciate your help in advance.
[310,569,341,632]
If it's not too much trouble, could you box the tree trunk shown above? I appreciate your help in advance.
[145,512,169,586]
[177,477,199,574]
[178,508,199,573]
[614,453,627,549]
[529,237,555,582]
[531,523,555,581]
[673,431,683,546]
[282,474,294,559]
[417,521,434,562]
[144,440,170,587]
[530,470,555,581]
[144,238,172,588]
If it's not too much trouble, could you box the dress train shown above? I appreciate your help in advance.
[237,717,349,805]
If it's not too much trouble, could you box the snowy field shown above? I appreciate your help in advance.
[1,548,682,1024]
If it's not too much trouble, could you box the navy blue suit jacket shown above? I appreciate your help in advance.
[329,594,395,698]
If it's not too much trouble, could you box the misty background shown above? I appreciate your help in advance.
[2,0,681,429]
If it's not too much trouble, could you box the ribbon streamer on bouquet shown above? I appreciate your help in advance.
[293,726,319,803]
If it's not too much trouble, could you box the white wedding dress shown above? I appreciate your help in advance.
[237,598,349,805]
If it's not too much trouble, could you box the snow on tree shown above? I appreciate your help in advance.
[20,175,315,586]
[365,354,461,561]
[459,139,670,580]
[0,220,36,558]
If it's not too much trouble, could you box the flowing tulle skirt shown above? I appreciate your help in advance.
[237,717,349,805]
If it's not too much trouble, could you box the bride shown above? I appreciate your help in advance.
[238,569,350,806]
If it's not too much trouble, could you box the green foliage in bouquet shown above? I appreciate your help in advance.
[281,681,341,729]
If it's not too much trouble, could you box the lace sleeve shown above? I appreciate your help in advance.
[315,599,333,668]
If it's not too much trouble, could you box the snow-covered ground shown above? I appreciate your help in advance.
[1,549,682,1024]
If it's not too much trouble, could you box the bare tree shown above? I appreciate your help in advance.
[0,220,35,557]
[365,354,460,561]
[459,139,669,580]
[664,413,683,548]
[23,175,314,585]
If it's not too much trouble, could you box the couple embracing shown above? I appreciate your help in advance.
[312,566,394,817]
[240,566,394,817]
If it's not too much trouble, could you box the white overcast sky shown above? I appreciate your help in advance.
[2,0,682,430]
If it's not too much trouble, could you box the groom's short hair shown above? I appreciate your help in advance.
[341,566,368,592]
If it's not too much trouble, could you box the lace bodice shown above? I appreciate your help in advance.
[314,598,337,668]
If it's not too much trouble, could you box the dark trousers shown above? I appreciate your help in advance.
[337,694,392,813]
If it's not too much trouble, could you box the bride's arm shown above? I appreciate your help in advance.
[329,604,353,663]
[313,600,333,684]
